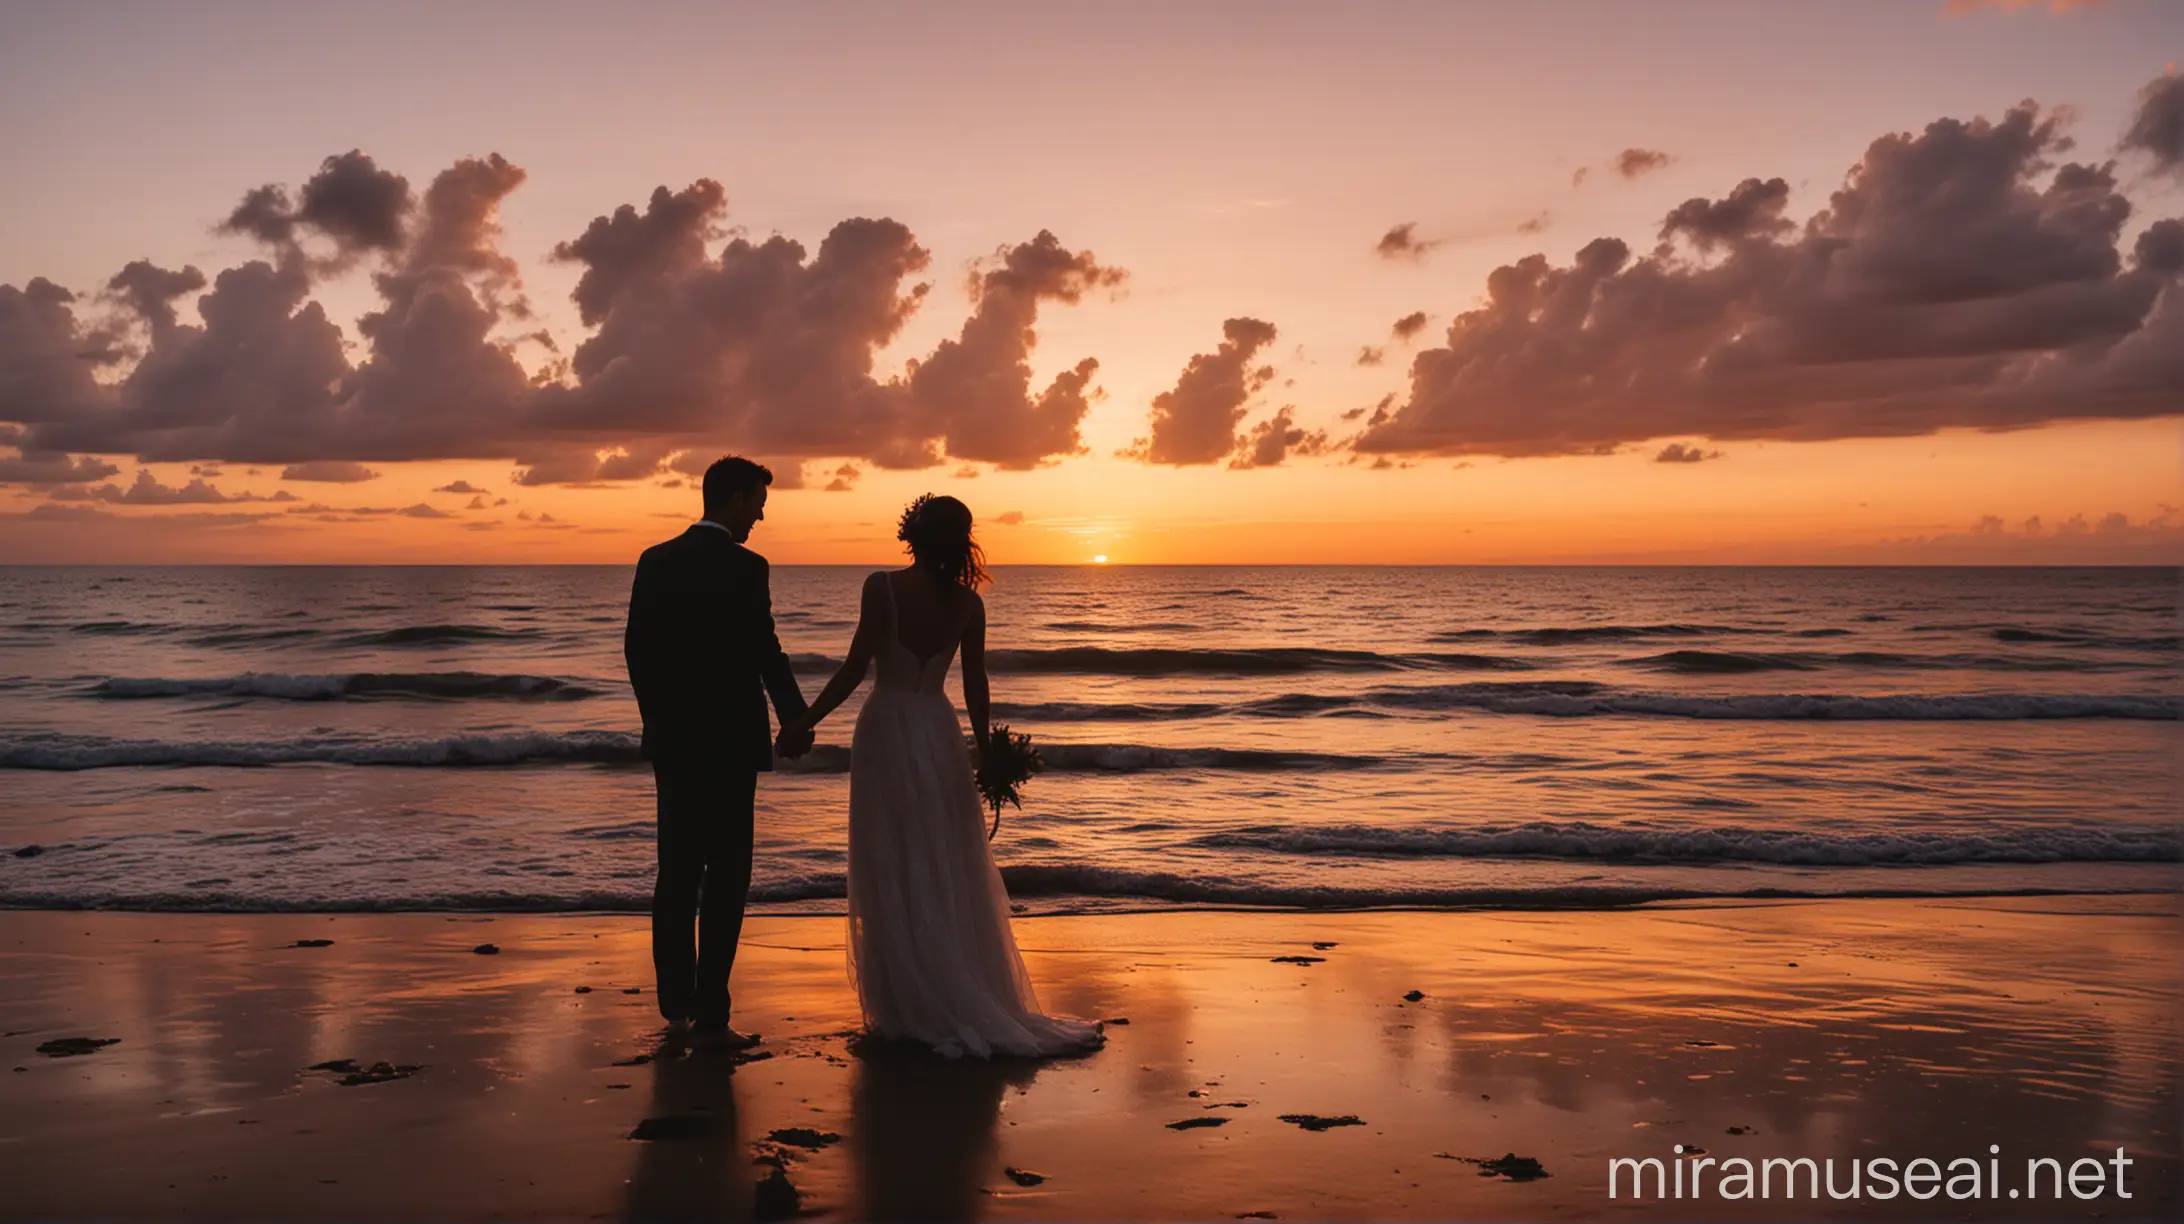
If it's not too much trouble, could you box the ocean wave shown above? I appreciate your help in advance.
[340,624,547,647]
[0,731,645,770]
[85,672,606,702]
[1436,624,1759,645]
[1626,649,1816,674]
[0,732,1397,773]
[1189,820,2182,866]
[983,646,1532,674]
[1364,682,2181,719]
[8,868,2158,914]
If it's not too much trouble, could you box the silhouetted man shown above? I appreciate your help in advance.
[624,456,812,1042]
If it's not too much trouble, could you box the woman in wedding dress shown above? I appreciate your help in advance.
[784,495,1104,1060]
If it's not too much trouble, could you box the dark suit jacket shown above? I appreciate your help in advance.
[624,525,808,769]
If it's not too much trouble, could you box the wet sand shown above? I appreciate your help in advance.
[1,897,2176,1220]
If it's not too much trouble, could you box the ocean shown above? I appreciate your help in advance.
[0,565,2176,913]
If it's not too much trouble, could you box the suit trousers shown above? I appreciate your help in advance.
[649,756,758,1025]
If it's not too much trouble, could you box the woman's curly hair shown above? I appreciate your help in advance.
[896,494,988,597]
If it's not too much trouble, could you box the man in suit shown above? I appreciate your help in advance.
[624,456,813,1042]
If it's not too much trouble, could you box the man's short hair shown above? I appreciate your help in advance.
[702,456,772,512]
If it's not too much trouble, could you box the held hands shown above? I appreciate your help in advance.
[775,717,817,760]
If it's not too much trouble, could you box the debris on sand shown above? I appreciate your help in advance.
[1727,1125,1755,1135]
[573,986,592,994]
[12,845,42,858]
[1685,1039,1718,1047]
[1204,1101,1252,1110]
[630,1115,723,1141]
[1402,990,1425,1002]
[1311,942,1338,950]
[768,1127,840,1150]
[1277,1114,1363,1131]
[610,1054,654,1067]
[1237,1212,1279,1219]
[621,987,641,995]
[1679,1144,1707,1155]
[1465,1153,1550,1182]
[472,943,500,955]
[1167,1117,1229,1130]
[753,1166,801,1221]
[309,1059,422,1086]
[1004,1167,1047,1186]
[1103,1017,1130,1025]
[290,939,334,948]
[1269,956,1325,966]
[36,1038,119,1058]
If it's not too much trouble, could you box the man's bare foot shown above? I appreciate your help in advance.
[692,1019,761,1049]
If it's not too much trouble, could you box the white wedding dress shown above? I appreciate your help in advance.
[845,574,1105,1059]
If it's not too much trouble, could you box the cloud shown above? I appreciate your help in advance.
[466,494,487,510]
[49,469,296,505]
[1230,407,1330,469]
[1374,223,1439,261]
[1517,211,1551,235]
[398,502,447,519]
[1615,149,1676,180]
[282,461,380,483]
[953,465,980,479]
[996,510,1024,525]
[434,479,487,494]
[2,155,1124,483]
[0,433,118,484]
[1654,442,1723,463]
[219,150,413,263]
[2121,71,2184,174]
[1355,346,1384,367]
[1123,317,1279,466]
[1884,507,2182,563]
[1358,98,2184,458]
[824,463,860,492]
[1391,311,1429,341]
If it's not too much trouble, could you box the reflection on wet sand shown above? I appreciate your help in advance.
[624,1030,751,1223]
[847,1036,1042,1222]
[0,902,2174,1220]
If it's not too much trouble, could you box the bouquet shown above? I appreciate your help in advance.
[974,723,1044,840]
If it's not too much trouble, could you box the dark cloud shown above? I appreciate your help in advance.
[466,495,488,510]
[434,479,488,494]
[996,510,1025,525]
[1358,100,2184,458]
[107,261,207,340]
[953,465,980,479]
[824,463,860,492]
[1517,211,1551,235]
[1391,312,1429,341]
[1375,223,1439,261]
[50,470,296,505]
[1615,149,1676,180]
[221,150,412,260]
[1231,407,1330,469]
[1356,346,1384,367]
[3,154,1124,482]
[0,430,118,484]
[282,461,380,483]
[1654,442,1723,463]
[1658,177,1793,251]
[2121,71,2184,174]
[1124,318,1279,466]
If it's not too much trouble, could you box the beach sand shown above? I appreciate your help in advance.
[1,897,2176,1220]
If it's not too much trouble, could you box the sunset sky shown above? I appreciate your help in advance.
[2,0,2180,565]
